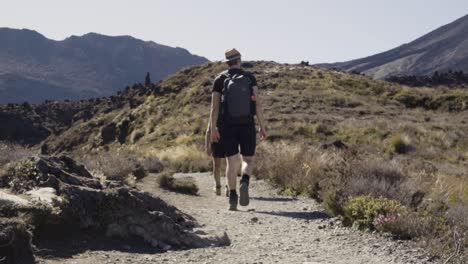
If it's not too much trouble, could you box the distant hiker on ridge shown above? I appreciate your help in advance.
[209,48,267,210]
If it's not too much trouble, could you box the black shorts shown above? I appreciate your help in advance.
[220,124,256,157]
[211,142,225,158]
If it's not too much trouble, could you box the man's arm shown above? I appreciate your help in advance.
[210,92,221,142]
[205,118,212,156]
[253,86,267,140]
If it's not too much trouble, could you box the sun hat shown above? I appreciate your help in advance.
[224,48,241,62]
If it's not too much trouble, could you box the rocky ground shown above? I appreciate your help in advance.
[37,172,439,264]
[0,156,222,263]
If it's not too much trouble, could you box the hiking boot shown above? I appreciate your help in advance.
[239,174,250,206]
[214,185,222,196]
[229,191,238,211]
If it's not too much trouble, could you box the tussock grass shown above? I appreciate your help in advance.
[255,142,329,198]
[0,142,34,168]
[256,142,411,203]
[139,156,163,174]
[386,133,412,154]
[80,151,148,185]
[145,144,210,173]
[129,129,145,144]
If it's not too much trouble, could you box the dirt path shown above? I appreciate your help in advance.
[38,173,438,264]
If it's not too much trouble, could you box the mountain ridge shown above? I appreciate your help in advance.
[318,14,468,79]
[0,28,208,103]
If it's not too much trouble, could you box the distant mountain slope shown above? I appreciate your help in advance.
[319,14,468,79]
[0,28,208,103]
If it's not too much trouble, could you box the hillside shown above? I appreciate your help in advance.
[0,28,208,103]
[35,61,468,154]
[320,14,468,79]
[1,61,468,261]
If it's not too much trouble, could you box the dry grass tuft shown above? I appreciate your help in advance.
[255,142,328,198]
[147,145,210,173]
[386,133,412,154]
[158,172,199,195]
[0,142,34,168]
[139,156,164,173]
[256,142,413,203]
[343,158,408,202]
[80,152,148,185]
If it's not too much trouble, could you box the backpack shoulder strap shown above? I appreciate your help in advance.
[222,69,249,90]
[222,71,232,91]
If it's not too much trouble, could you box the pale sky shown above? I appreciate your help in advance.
[1,0,468,63]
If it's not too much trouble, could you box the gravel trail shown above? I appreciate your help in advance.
[38,172,438,264]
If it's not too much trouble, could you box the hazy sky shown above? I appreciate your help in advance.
[1,0,468,63]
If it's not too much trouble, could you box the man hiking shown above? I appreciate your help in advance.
[209,48,267,211]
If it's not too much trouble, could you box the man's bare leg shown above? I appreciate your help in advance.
[239,155,254,206]
[226,154,240,210]
[241,155,255,176]
[226,154,240,190]
[213,157,222,195]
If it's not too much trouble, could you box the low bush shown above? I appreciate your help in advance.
[2,158,43,193]
[158,172,199,195]
[343,195,406,230]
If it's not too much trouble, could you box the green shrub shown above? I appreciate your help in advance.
[343,195,405,230]
[2,159,43,193]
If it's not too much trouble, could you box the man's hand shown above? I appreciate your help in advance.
[259,127,267,141]
[211,129,220,143]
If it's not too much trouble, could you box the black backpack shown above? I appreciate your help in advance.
[221,71,256,125]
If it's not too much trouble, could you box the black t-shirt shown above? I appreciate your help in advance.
[212,68,257,94]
